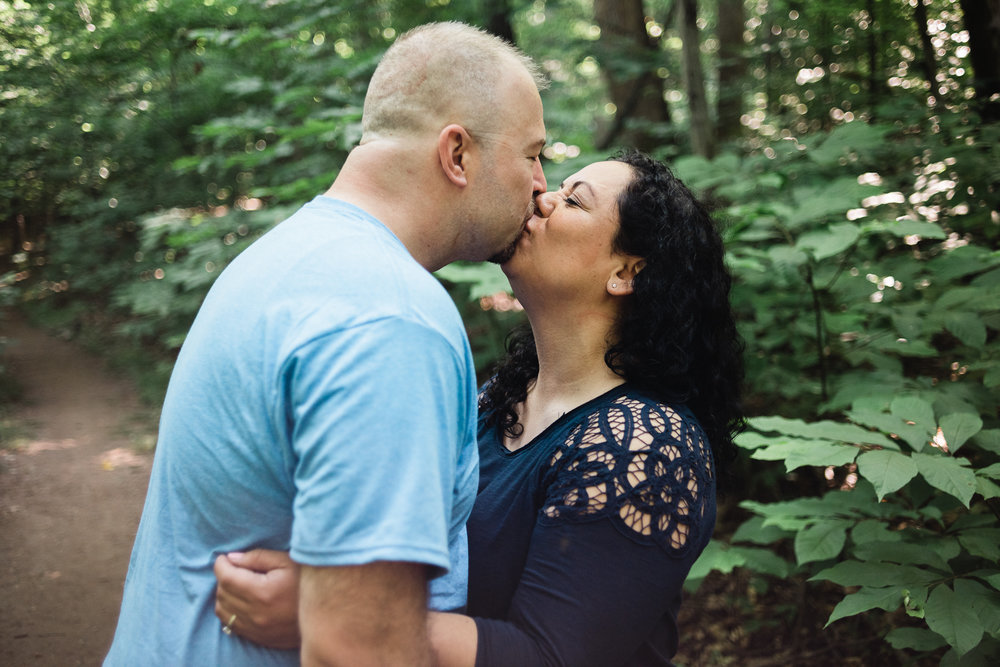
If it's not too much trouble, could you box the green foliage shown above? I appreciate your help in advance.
[683,94,1000,660]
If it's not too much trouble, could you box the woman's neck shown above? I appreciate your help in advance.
[504,304,624,451]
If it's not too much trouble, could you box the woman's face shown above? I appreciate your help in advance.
[503,160,636,301]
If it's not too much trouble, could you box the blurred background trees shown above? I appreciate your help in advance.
[2,0,999,663]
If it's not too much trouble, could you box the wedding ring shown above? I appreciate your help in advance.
[222,613,237,635]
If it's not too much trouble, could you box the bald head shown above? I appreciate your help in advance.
[361,22,547,143]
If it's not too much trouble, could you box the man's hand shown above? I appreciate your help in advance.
[300,561,432,667]
[214,549,301,649]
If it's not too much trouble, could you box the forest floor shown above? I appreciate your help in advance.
[0,310,155,666]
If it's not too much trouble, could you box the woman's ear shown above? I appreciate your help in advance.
[438,124,471,187]
[606,258,646,296]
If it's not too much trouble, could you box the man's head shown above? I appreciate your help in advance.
[361,22,548,263]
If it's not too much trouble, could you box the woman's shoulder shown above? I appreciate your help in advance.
[570,386,707,452]
[542,386,716,556]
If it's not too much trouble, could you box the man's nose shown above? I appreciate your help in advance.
[532,158,547,197]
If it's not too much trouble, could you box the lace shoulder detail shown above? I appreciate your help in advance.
[540,395,714,557]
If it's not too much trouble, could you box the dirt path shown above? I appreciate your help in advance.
[0,311,155,666]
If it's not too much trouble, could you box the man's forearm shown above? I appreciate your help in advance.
[299,561,432,666]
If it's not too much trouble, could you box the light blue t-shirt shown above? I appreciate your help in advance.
[105,197,479,665]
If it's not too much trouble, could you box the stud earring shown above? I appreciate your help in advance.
[611,282,618,288]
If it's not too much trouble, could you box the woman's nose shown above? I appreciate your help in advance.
[534,191,556,217]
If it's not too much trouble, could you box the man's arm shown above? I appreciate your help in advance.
[299,561,432,667]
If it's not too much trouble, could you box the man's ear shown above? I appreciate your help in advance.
[437,124,472,188]
[606,258,646,296]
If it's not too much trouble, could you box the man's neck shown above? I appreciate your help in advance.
[324,143,453,272]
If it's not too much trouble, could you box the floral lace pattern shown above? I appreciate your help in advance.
[541,395,713,557]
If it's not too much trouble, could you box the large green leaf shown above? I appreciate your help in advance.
[846,408,926,451]
[924,584,985,656]
[975,476,1000,500]
[954,579,1000,634]
[749,416,895,447]
[685,540,746,581]
[796,222,861,260]
[862,219,948,240]
[751,439,859,471]
[856,449,918,500]
[730,516,794,545]
[890,395,936,433]
[912,453,977,507]
[884,627,948,651]
[956,529,1000,561]
[939,413,983,453]
[945,312,988,348]
[852,539,957,572]
[795,520,849,565]
[972,430,1000,456]
[810,560,940,587]
[825,586,904,627]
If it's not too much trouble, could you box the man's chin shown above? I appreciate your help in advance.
[487,239,519,265]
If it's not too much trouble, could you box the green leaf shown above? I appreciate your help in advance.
[972,430,1000,456]
[810,560,940,587]
[736,546,792,578]
[957,529,1000,561]
[968,570,1000,592]
[856,450,919,500]
[685,539,746,581]
[851,520,903,545]
[796,222,861,260]
[853,540,956,572]
[795,520,850,564]
[944,312,987,348]
[749,416,895,447]
[847,408,927,451]
[826,586,904,626]
[939,413,983,453]
[975,476,1000,500]
[977,463,1000,480]
[954,579,1000,634]
[731,516,793,545]
[862,219,948,240]
[884,627,948,651]
[891,395,936,432]
[751,439,859,471]
[924,584,985,656]
[913,452,977,507]
[767,244,808,268]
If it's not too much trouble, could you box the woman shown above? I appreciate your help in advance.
[214,150,745,665]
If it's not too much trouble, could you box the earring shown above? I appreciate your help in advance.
[611,282,617,288]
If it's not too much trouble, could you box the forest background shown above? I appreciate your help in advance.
[1,0,999,664]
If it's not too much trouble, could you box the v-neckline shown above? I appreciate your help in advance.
[496,384,631,456]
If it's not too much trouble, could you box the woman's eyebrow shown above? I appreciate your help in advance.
[560,180,597,199]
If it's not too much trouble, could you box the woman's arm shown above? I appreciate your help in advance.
[215,550,479,665]
[214,549,301,648]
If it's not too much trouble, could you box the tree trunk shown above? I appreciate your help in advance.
[959,0,1000,122]
[912,0,938,93]
[716,0,746,142]
[679,0,714,157]
[484,0,516,44]
[593,0,670,152]
[866,0,883,110]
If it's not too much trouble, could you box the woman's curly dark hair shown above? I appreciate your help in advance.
[480,149,746,484]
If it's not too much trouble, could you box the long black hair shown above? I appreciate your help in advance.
[480,149,745,483]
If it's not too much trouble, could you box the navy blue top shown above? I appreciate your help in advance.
[467,384,717,667]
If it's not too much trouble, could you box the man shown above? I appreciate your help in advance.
[104,21,547,666]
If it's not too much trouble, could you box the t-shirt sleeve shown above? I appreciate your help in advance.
[473,400,716,666]
[285,316,471,573]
